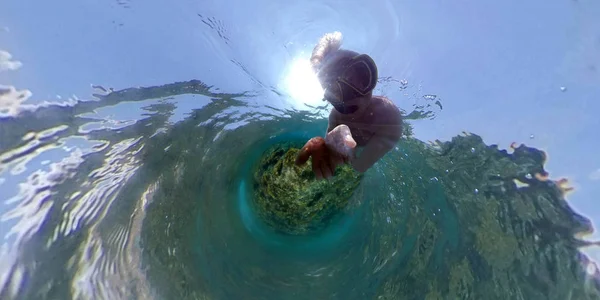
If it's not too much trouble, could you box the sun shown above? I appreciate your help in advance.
[282,57,324,107]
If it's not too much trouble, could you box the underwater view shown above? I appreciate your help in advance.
[1,0,600,299]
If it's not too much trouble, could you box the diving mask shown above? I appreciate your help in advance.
[318,53,378,114]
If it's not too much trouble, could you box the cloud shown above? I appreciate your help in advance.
[0,85,32,117]
[0,50,22,72]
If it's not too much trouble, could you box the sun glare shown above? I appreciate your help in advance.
[283,57,324,107]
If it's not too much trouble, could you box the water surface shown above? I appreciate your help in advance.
[1,0,600,299]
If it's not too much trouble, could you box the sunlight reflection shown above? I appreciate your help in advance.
[283,57,324,107]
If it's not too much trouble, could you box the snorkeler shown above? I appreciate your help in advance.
[295,32,403,180]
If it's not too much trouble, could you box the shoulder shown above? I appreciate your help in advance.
[371,96,402,125]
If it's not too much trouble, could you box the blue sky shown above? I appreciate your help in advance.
[1,0,599,260]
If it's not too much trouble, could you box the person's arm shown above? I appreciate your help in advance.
[350,102,402,173]
[325,110,357,168]
[350,133,398,173]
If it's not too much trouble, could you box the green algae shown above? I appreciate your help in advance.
[115,83,600,300]
[252,142,363,235]
[374,134,600,300]
[448,258,475,299]
[138,122,600,299]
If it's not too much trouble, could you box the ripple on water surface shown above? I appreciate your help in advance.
[0,80,599,300]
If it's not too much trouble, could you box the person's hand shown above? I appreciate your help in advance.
[295,136,353,180]
[325,124,356,158]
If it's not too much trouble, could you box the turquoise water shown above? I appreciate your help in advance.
[0,79,598,299]
[2,1,600,299]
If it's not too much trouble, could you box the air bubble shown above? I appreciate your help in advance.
[587,262,597,276]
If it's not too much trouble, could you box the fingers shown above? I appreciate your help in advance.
[321,150,345,180]
[323,151,343,180]
[295,137,342,180]
[331,154,344,167]
[321,159,333,180]
[344,135,357,148]
[312,158,324,180]
[295,137,324,166]
[341,154,350,164]
[312,154,333,180]
[311,151,333,180]
[295,145,311,166]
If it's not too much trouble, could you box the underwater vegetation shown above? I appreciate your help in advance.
[139,101,600,299]
[252,142,363,235]
[2,80,598,300]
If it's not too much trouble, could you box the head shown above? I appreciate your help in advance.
[310,33,378,114]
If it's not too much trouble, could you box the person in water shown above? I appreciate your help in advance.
[295,32,403,179]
